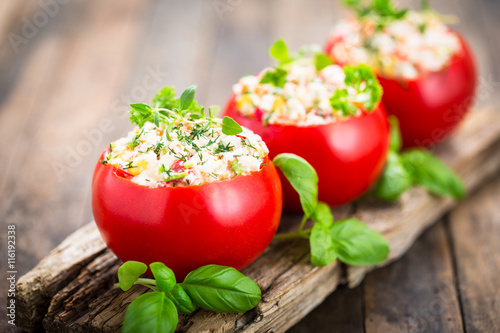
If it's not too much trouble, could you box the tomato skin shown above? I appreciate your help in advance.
[325,32,477,148]
[92,155,282,280]
[223,96,389,210]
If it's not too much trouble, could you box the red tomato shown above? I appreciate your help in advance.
[223,95,389,210]
[325,32,477,148]
[92,154,282,280]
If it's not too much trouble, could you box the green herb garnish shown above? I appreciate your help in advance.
[230,159,244,176]
[117,261,261,333]
[373,116,465,201]
[273,153,390,267]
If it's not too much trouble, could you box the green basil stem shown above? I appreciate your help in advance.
[114,278,157,290]
[273,228,311,241]
[273,215,311,240]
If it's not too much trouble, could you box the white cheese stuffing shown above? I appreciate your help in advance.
[232,63,369,126]
[102,120,269,188]
[328,11,462,80]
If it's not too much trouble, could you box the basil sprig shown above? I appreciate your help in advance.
[117,262,261,333]
[273,154,390,267]
[261,40,335,88]
[129,85,242,137]
[374,116,465,202]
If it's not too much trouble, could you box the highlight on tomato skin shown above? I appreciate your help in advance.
[92,152,282,280]
[324,3,478,148]
[221,40,389,210]
[223,95,389,210]
[91,85,283,280]
[326,35,476,148]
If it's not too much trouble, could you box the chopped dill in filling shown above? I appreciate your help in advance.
[329,1,462,80]
[101,86,269,188]
[232,41,383,127]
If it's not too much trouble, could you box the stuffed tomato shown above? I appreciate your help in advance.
[92,87,282,279]
[222,55,389,209]
[325,7,477,148]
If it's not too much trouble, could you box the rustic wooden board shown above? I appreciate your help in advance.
[448,175,500,332]
[290,174,500,333]
[15,107,500,333]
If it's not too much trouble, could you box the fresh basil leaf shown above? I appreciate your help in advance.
[269,39,289,64]
[154,111,160,127]
[221,116,243,135]
[122,292,178,333]
[152,86,177,110]
[401,149,465,199]
[374,151,413,202]
[180,265,261,313]
[314,52,333,72]
[273,153,318,217]
[331,218,390,266]
[166,285,196,314]
[343,64,382,112]
[118,261,147,291]
[312,202,334,227]
[150,262,176,292]
[421,0,430,10]
[388,115,402,152]
[129,103,155,127]
[259,67,288,88]
[330,88,358,116]
[179,85,197,111]
[310,223,337,266]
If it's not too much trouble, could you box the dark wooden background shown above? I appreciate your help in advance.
[0,0,499,332]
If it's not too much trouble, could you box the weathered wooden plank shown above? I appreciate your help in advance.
[0,0,151,314]
[363,221,463,333]
[16,223,107,332]
[289,285,365,333]
[14,108,500,332]
[348,109,500,287]
[447,176,500,332]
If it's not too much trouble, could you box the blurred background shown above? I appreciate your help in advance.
[0,0,499,331]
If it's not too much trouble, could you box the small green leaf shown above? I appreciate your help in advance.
[150,262,176,292]
[152,86,177,110]
[166,285,196,314]
[209,105,221,118]
[129,103,155,127]
[374,151,413,202]
[273,153,318,217]
[314,52,333,72]
[310,223,337,266]
[259,67,288,88]
[330,88,358,116]
[343,64,382,112]
[122,292,178,333]
[330,219,390,266]
[154,111,160,127]
[179,85,197,111]
[180,265,261,313]
[269,39,289,64]
[312,202,334,227]
[388,115,402,152]
[118,261,147,291]
[401,149,465,199]
[421,0,431,10]
[221,116,243,135]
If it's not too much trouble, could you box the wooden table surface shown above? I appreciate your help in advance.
[1,0,499,332]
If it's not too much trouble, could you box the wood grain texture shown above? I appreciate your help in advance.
[363,222,463,333]
[347,109,500,287]
[448,176,500,332]
[14,108,500,332]
[2,0,500,332]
